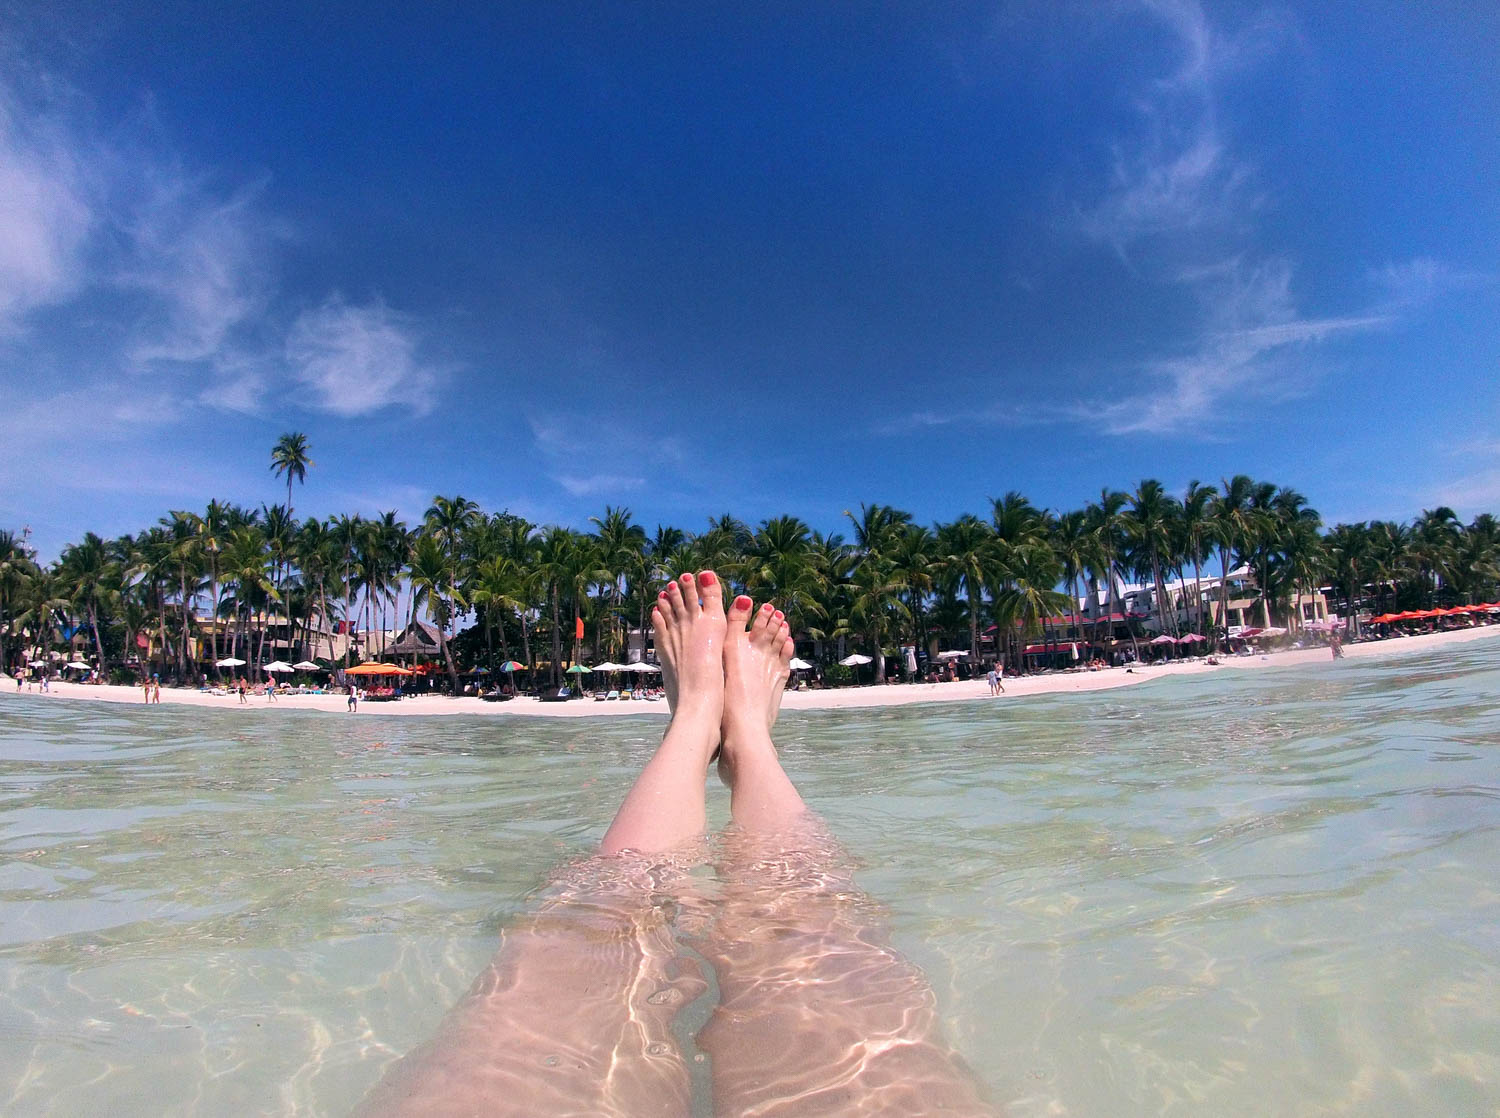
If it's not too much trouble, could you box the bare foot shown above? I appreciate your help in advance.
[652,571,726,743]
[717,598,793,790]
[597,571,726,856]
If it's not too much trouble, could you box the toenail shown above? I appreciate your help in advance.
[700,571,717,586]
[735,595,751,609]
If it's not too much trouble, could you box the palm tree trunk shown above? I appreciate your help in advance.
[549,588,562,687]
[967,583,980,661]
[1216,545,1233,650]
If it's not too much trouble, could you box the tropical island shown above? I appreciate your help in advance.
[3,434,1498,704]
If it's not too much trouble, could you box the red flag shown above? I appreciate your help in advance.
[575,616,584,641]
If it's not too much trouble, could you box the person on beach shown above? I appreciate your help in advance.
[152,675,161,704]
[237,677,248,705]
[143,678,151,703]
[348,686,359,713]
[357,571,995,1117]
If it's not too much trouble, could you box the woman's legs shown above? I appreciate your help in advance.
[600,570,725,855]
[359,570,728,1116]
[697,601,996,1117]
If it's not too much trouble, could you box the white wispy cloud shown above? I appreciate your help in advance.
[554,473,646,497]
[120,174,275,366]
[1095,257,1385,435]
[0,86,93,330]
[527,413,682,500]
[1078,0,1277,251]
[1369,257,1491,311]
[285,296,440,416]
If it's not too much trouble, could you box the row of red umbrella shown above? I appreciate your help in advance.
[1371,604,1500,623]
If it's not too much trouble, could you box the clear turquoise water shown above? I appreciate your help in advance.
[2,638,1499,1116]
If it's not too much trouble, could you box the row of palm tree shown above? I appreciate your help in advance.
[4,475,1498,687]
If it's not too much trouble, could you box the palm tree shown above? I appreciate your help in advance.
[534,526,580,687]
[0,530,41,672]
[998,542,1072,663]
[888,523,936,675]
[935,515,992,662]
[843,553,907,684]
[58,532,117,673]
[15,570,70,667]
[407,535,461,682]
[1049,510,1091,656]
[590,506,647,661]
[1324,523,1371,638]
[1122,479,1182,638]
[1178,481,1215,637]
[1208,475,1261,647]
[270,432,313,517]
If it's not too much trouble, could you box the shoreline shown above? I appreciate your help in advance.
[4,625,1498,720]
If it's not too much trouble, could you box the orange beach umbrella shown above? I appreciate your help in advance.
[344,662,414,677]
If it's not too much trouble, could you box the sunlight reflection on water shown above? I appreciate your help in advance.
[2,639,1499,1115]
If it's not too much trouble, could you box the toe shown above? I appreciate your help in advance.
[698,570,725,618]
[750,602,776,642]
[662,580,685,622]
[727,593,754,632]
[679,572,699,616]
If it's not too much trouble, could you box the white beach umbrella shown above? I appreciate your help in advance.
[292,660,324,671]
[215,657,247,668]
[625,661,661,673]
[788,657,814,671]
[935,650,967,661]
[839,653,873,666]
[593,662,624,672]
[262,661,295,673]
[66,661,92,669]
[28,659,46,667]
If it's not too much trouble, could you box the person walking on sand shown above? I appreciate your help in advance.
[143,677,152,703]
[347,686,358,713]
[237,677,248,705]
[151,675,161,704]
[357,571,996,1118]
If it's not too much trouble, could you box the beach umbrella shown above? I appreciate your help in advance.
[565,664,591,674]
[788,657,814,671]
[935,650,967,661]
[292,660,324,671]
[66,660,92,669]
[1178,633,1206,643]
[344,662,413,676]
[498,661,524,672]
[262,661,295,673]
[1070,642,1079,661]
[1149,634,1177,645]
[624,662,661,673]
[215,657,246,668]
[28,659,46,667]
[593,661,623,672]
[839,654,873,666]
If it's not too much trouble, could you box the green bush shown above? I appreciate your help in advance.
[822,663,854,687]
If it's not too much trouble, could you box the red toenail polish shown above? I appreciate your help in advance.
[736,595,751,608]
[700,571,717,586]
[659,591,669,599]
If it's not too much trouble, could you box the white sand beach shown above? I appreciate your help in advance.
[5,624,1498,719]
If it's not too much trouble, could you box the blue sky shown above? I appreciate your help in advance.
[3,0,1497,560]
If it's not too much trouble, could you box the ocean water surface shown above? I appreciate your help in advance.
[2,639,1499,1115]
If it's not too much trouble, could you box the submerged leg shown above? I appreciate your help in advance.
[359,570,730,1115]
[698,599,996,1117]
[354,861,705,1118]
